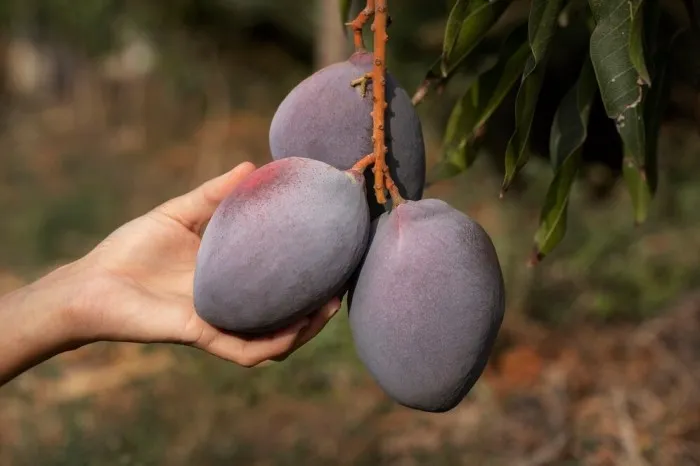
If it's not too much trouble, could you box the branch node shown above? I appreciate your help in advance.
[351,153,376,172]
[385,171,405,206]
[346,1,376,51]
[348,0,391,207]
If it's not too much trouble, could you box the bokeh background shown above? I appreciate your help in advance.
[2,1,700,465]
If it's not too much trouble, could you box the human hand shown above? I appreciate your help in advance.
[67,161,341,367]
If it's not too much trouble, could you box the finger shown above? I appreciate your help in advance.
[155,161,256,233]
[296,298,342,348]
[271,298,341,362]
[200,318,310,368]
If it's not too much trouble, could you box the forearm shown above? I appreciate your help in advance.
[0,264,87,386]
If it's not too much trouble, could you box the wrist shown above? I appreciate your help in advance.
[30,260,100,345]
[0,261,94,385]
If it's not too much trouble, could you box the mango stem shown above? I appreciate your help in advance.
[370,0,389,206]
[384,169,405,205]
[345,0,375,52]
[352,153,376,172]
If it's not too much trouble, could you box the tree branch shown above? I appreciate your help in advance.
[346,1,375,52]
[371,0,389,205]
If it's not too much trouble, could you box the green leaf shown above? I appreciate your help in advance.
[429,28,530,183]
[501,0,565,194]
[429,134,485,183]
[589,0,653,223]
[413,35,502,105]
[429,37,500,83]
[617,103,647,224]
[589,0,645,119]
[442,0,511,76]
[533,57,598,261]
[629,1,651,85]
[475,43,530,128]
[622,151,651,225]
[429,82,483,183]
[549,58,599,169]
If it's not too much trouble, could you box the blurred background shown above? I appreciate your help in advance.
[2,0,700,464]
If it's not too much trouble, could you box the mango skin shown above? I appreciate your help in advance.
[348,199,506,413]
[268,51,426,218]
[194,157,370,335]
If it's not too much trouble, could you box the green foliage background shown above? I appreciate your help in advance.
[382,0,700,261]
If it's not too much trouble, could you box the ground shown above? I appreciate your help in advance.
[3,291,700,465]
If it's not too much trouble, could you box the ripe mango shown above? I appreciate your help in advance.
[194,157,370,334]
[269,51,426,218]
[348,199,505,412]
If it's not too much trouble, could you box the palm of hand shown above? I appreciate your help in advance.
[85,211,206,346]
[72,163,340,367]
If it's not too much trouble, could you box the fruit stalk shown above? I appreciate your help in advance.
[346,0,375,52]
[371,0,389,205]
[384,172,404,205]
[352,153,376,172]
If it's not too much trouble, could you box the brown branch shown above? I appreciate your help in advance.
[348,1,397,207]
[384,170,405,205]
[411,77,448,106]
[370,0,389,205]
[352,153,375,172]
[346,0,375,52]
[411,78,441,106]
[411,82,431,106]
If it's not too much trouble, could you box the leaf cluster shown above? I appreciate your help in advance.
[344,0,697,262]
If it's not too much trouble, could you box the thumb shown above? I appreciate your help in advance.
[155,161,256,233]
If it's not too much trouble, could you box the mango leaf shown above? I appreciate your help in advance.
[429,128,485,183]
[532,57,597,262]
[629,1,651,85]
[442,0,511,76]
[428,84,484,184]
[426,38,500,86]
[549,58,598,170]
[589,0,646,118]
[413,36,502,106]
[501,0,565,194]
[429,28,530,183]
[617,104,647,224]
[474,42,530,128]
[589,0,653,223]
[621,151,651,225]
